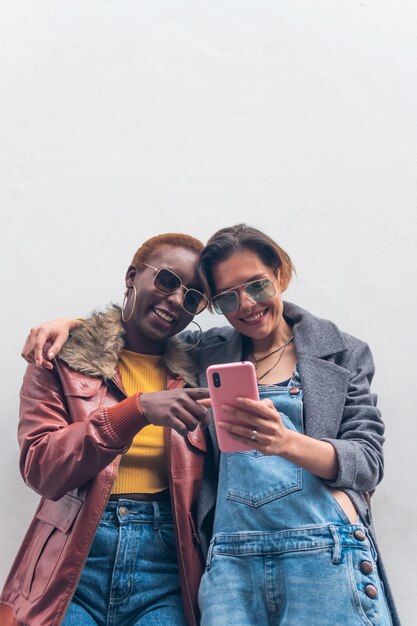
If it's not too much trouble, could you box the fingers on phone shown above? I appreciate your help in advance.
[217,421,258,442]
[231,397,277,419]
[221,404,253,425]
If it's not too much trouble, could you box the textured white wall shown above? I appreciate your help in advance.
[1,1,416,622]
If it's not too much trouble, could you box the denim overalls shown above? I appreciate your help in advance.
[199,374,392,626]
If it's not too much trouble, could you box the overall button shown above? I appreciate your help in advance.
[360,561,373,575]
[354,529,366,541]
[364,584,378,599]
[289,387,300,395]
[119,506,128,517]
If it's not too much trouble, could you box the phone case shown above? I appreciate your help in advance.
[206,361,259,453]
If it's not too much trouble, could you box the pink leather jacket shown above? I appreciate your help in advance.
[0,308,207,626]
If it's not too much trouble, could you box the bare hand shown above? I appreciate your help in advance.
[217,397,293,456]
[21,318,83,369]
[218,397,338,480]
[139,388,211,436]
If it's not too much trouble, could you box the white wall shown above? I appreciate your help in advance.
[1,1,416,622]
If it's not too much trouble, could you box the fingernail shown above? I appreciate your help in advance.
[48,351,55,359]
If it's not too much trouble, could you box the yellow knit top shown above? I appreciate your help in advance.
[111,349,168,495]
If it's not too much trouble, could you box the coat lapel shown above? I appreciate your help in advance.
[297,354,350,439]
[286,301,351,439]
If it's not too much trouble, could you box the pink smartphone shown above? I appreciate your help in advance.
[206,361,260,453]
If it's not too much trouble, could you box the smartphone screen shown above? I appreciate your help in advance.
[207,361,259,453]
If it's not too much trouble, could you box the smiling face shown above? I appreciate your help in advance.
[123,244,203,354]
[211,249,290,349]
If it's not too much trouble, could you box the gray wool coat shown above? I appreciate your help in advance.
[184,301,400,626]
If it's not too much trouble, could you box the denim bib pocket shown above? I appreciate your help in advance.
[225,413,302,507]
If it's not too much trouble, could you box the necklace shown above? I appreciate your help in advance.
[255,341,291,382]
[251,336,294,366]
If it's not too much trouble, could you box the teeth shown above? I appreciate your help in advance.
[154,308,174,323]
[244,311,265,322]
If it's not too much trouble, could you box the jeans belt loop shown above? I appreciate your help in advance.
[330,525,341,564]
[152,501,160,530]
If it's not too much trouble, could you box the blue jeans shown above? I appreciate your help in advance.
[62,499,186,626]
[199,524,392,626]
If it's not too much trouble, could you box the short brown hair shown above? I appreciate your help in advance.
[199,224,295,295]
[131,233,204,270]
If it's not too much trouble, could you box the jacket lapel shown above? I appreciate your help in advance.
[286,301,350,439]
[297,354,350,439]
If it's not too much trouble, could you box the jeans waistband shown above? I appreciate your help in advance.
[209,523,372,556]
[102,499,173,525]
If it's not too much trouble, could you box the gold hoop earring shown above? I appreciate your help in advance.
[183,320,203,351]
[121,285,137,322]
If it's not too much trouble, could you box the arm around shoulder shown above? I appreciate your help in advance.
[21,317,84,369]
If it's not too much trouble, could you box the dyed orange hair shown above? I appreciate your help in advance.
[131,233,204,270]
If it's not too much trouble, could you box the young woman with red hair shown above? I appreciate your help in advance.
[0,234,211,626]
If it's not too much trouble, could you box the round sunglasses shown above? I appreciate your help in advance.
[144,264,208,315]
[211,278,276,315]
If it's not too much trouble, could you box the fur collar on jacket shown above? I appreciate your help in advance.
[59,305,197,385]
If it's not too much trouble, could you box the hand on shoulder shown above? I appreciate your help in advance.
[21,318,83,369]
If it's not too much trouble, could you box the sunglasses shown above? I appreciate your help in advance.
[144,264,208,315]
[211,278,276,315]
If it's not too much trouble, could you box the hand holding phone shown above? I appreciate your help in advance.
[206,361,259,452]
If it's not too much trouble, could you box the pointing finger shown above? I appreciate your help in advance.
[184,387,211,400]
